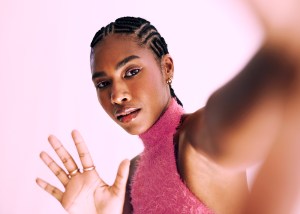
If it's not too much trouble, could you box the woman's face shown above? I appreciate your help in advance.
[90,34,173,135]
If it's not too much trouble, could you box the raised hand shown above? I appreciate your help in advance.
[36,130,130,214]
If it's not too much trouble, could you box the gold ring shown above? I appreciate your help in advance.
[83,166,95,172]
[68,168,79,178]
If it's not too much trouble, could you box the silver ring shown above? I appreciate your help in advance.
[68,168,80,178]
[83,166,95,172]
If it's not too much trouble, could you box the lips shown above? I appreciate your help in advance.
[114,107,141,123]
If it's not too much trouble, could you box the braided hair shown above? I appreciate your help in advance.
[90,16,183,107]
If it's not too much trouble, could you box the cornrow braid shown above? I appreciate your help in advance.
[170,86,183,107]
[137,25,157,38]
[90,16,183,107]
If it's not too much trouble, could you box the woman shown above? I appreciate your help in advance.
[36,10,299,214]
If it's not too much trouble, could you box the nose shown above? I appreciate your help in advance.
[110,81,132,104]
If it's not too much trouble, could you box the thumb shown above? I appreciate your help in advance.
[112,159,130,196]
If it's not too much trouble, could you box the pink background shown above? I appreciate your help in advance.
[0,0,299,213]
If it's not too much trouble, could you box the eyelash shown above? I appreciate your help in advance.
[96,81,110,89]
[96,67,142,90]
[125,67,142,78]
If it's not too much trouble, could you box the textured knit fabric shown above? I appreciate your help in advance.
[131,99,214,214]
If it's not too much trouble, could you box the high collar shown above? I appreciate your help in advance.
[139,98,184,148]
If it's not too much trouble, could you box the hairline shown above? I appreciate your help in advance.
[90,33,164,67]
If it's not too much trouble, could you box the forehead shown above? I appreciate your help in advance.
[91,34,157,70]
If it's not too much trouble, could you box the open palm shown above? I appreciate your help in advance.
[36,130,130,214]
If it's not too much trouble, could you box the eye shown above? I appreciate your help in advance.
[96,80,110,89]
[125,68,142,78]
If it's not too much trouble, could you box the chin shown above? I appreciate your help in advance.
[121,123,150,135]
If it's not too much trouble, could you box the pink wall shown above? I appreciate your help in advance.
[1,0,298,213]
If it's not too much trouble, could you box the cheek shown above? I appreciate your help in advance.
[142,71,165,93]
[97,91,111,114]
[134,80,161,100]
[139,78,169,114]
[149,75,168,98]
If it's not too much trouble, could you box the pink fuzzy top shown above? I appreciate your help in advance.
[131,99,214,214]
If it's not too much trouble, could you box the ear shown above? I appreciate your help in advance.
[161,54,174,81]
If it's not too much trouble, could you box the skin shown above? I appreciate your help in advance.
[242,0,300,213]
[36,33,286,214]
[36,34,175,214]
[90,34,250,213]
[37,1,300,213]
[90,34,173,135]
[36,131,130,214]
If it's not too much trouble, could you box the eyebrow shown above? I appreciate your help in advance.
[92,71,106,80]
[92,55,140,80]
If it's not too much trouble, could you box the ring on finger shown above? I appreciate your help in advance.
[83,166,95,172]
[68,168,80,178]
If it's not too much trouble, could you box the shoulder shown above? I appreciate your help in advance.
[175,107,217,173]
[178,107,209,149]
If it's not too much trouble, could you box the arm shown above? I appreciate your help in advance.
[244,62,300,213]
[186,43,297,170]
[242,1,300,212]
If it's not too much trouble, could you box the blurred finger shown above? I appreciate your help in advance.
[112,159,130,196]
[71,130,95,169]
[36,178,63,202]
[48,135,79,175]
[40,151,69,186]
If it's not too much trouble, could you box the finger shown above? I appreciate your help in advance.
[40,151,69,186]
[71,130,94,169]
[48,135,79,174]
[112,159,130,196]
[36,177,63,202]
